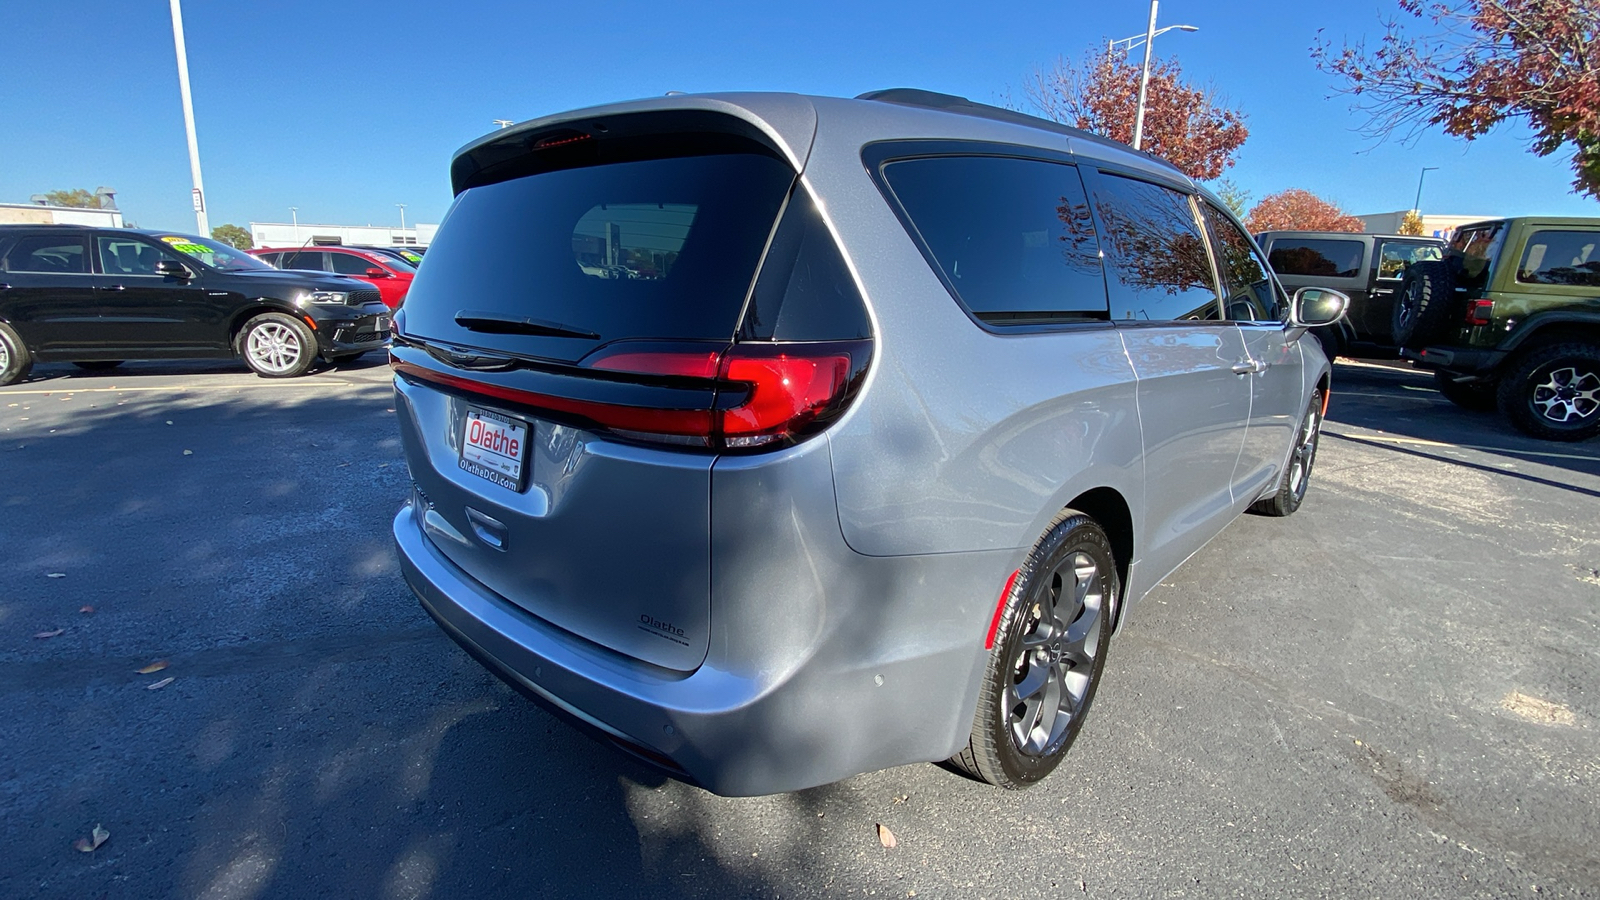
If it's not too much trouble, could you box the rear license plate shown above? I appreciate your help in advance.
[459,407,528,491]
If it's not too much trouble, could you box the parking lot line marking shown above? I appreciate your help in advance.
[1328,432,1600,462]
[0,381,358,396]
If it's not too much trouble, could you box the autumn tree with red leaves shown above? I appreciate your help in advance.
[1315,0,1600,198]
[1245,189,1367,233]
[1024,49,1249,180]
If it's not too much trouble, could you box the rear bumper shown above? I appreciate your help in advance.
[393,494,1008,796]
[1402,345,1504,374]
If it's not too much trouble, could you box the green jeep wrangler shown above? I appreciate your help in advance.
[1397,217,1600,442]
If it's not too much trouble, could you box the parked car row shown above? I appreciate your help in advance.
[388,89,1350,796]
[1257,219,1600,442]
[0,226,391,384]
[248,245,415,308]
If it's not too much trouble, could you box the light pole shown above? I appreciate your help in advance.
[168,0,209,234]
[289,207,299,244]
[1109,1,1198,152]
[1413,166,1439,212]
[397,204,407,243]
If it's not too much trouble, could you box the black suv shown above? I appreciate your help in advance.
[0,225,392,385]
[1257,230,1446,360]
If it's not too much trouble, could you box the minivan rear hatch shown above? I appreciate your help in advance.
[392,111,807,672]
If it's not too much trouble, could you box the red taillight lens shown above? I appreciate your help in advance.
[395,339,868,452]
[1465,299,1494,326]
[717,347,851,446]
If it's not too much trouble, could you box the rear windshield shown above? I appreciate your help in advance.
[399,153,794,360]
[1266,238,1363,279]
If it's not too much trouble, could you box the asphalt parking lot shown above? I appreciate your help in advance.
[2,356,1597,899]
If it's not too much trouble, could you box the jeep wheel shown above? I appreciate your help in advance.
[1497,343,1600,442]
[951,512,1116,789]
[1392,260,1458,348]
[1433,372,1497,412]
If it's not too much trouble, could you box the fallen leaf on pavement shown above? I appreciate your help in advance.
[136,660,169,674]
[34,629,65,639]
[80,605,95,614]
[73,824,110,853]
[47,573,66,578]
[146,677,175,691]
[877,823,897,849]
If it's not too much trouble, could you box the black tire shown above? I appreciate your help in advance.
[1432,371,1497,412]
[1495,342,1600,442]
[72,360,124,371]
[237,312,318,379]
[0,322,33,386]
[1392,260,1458,347]
[1250,388,1324,517]
[1312,325,1343,362]
[951,512,1117,789]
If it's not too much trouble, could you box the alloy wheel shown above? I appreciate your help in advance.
[1289,403,1322,500]
[247,323,304,375]
[0,340,8,372]
[1531,365,1600,424]
[1006,551,1105,757]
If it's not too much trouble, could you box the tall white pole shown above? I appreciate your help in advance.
[169,0,209,235]
[1130,0,1159,151]
[397,204,407,243]
[290,207,299,244]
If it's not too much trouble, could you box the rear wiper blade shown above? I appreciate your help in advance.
[454,310,599,340]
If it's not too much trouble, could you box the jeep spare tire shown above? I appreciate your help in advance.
[1392,260,1458,348]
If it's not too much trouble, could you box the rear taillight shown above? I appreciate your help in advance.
[1465,299,1494,326]
[394,339,869,452]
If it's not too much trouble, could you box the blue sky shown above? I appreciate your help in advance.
[3,0,1595,234]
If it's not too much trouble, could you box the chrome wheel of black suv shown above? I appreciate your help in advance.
[954,513,1115,789]
[1498,343,1600,442]
[239,312,318,378]
[0,322,31,386]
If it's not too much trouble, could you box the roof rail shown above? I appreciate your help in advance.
[855,88,1179,174]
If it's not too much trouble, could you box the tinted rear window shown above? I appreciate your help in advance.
[880,155,1108,323]
[1517,230,1600,287]
[1266,239,1364,278]
[4,235,89,273]
[401,153,794,360]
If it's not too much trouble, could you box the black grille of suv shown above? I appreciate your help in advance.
[348,290,382,306]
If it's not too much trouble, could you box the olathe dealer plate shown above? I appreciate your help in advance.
[459,407,528,491]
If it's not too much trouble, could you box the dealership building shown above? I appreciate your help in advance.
[1356,210,1494,240]
[249,220,436,250]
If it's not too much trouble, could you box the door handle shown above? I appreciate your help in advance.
[1232,360,1266,375]
[96,284,126,292]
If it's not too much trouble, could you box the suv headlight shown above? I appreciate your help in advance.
[296,290,349,306]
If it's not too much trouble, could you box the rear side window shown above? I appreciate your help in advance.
[741,189,871,341]
[3,235,90,273]
[1085,171,1217,321]
[879,155,1108,324]
[401,152,795,361]
[330,252,377,275]
[1376,241,1443,280]
[1517,230,1600,287]
[1266,239,1363,278]
[281,251,327,271]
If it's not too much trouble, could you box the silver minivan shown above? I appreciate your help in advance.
[391,89,1347,796]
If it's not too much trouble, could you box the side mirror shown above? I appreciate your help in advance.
[155,259,192,279]
[364,267,392,278]
[1289,287,1349,328]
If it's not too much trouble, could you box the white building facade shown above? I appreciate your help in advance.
[250,221,437,249]
[1356,211,1496,240]
[0,202,125,228]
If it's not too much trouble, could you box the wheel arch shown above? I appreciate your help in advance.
[228,301,307,351]
[1062,487,1133,628]
[1500,313,1600,359]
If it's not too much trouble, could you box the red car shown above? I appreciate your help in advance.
[250,246,414,308]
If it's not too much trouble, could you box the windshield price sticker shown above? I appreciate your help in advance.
[459,408,528,491]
